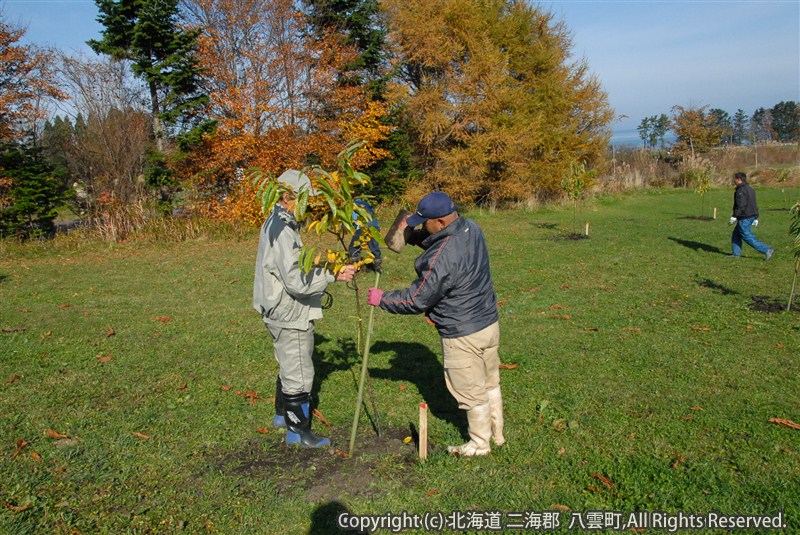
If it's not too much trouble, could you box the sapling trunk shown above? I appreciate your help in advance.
[349,270,381,456]
[353,276,381,437]
[789,258,799,312]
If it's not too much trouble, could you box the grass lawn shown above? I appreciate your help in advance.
[1,187,798,534]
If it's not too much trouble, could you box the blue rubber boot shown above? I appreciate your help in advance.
[284,392,330,448]
[273,377,286,428]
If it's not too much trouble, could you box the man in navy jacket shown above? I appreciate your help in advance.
[730,172,774,260]
[367,192,504,456]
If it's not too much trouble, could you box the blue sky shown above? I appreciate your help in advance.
[2,0,799,134]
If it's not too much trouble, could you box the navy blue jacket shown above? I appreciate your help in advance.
[733,182,759,219]
[379,216,498,338]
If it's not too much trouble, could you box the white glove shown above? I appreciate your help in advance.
[752,219,759,227]
[729,217,737,225]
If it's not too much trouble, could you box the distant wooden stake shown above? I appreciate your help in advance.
[584,222,590,236]
[713,207,717,220]
[419,403,428,461]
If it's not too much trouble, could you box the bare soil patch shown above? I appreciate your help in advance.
[749,295,800,313]
[204,426,421,503]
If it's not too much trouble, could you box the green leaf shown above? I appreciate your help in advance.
[295,189,309,220]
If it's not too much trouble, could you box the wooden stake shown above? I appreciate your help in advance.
[713,207,717,220]
[419,402,428,461]
[584,222,590,236]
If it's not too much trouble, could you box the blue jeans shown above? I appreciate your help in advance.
[348,222,382,262]
[731,216,771,256]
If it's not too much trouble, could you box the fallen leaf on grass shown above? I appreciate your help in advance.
[403,436,413,444]
[549,304,569,310]
[583,327,599,332]
[499,363,519,370]
[177,384,188,392]
[560,284,570,290]
[2,327,26,333]
[399,384,407,391]
[30,451,42,462]
[256,427,269,434]
[551,314,572,320]
[132,432,150,440]
[221,385,232,392]
[682,415,694,421]
[18,308,31,313]
[333,449,350,458]
[105,325,116,337]
[585,485,603,493]
[12,439,28,459]
[690,327,711,331]
[40,331,52,339]
[58,303,71,309]
[228,279,240,284]
[45,429,67,439]
[690,406,703,411]
[769,418,800,431]
[424,489,440,497]
[672,455,687,469]
[558,448,566,456]
[313,409,332,428]
[5,374,20,384]
[96,354,112,364]
[150,316,173,323]
[3,502,30,512]
[590,472,616,489]
[775,343,785,349]
[550,504,571,511]
[236,390,261,405]
[496,299,506,308]
[82,311,90,317]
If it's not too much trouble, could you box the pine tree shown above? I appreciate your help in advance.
[0,143,69,238]
[89,0,207,153]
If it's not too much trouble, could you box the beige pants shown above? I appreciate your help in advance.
[441,321,500,410]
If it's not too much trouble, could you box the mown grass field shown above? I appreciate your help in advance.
[1,187,798,534]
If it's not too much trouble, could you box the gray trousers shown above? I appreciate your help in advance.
[266,321,316,395]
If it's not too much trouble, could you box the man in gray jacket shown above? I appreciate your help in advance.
[367,192,504,456]
[254,170,355,448]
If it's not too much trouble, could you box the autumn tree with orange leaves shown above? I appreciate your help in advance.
[177,0,392,225]
[0,19,65,143]
[0,17,68,237]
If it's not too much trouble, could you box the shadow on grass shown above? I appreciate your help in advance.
[0,274,6,283]
[309,500,365,534]
[369,341,467,439]
[696,278,739,296]
[313,333,360,403]
[668,236,727,255]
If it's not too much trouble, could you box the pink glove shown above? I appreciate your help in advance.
[367,288,383,306]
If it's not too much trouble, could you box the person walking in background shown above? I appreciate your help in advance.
[729,172,774,261]
[253,170,356,448]
[348,198,382,272]
[366,192,504,456]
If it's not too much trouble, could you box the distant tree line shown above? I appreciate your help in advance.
[1,0,614,238]
[638,101,799,151]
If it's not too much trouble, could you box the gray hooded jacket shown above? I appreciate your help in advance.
[253,204,334,329]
